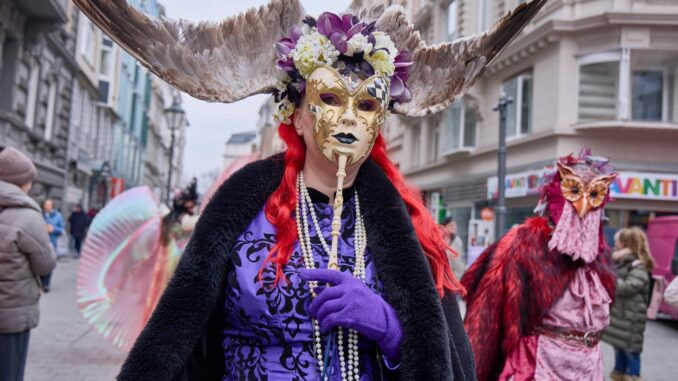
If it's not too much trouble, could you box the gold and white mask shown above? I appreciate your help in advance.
[305,66,390,166]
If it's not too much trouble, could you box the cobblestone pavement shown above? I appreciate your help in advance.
[25,257,126,381]
[23,258,678,380]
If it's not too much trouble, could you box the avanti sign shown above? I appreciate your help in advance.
[610,172,678,201]
[488,170,678,201]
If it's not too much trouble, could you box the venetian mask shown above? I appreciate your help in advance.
[557,162,616,218]
[305,66,389,167]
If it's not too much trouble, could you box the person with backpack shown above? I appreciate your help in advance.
[603,227,655,381]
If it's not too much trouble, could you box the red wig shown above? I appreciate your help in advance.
[262,122,464,296]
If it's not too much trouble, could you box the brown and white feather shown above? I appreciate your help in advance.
[389,0,548,116]
[73,0,546,117]
[72,0,306,103]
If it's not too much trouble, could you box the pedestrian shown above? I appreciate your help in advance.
[68,204,89,259]
[603,227,655,381]
[441,216,466,280]
[664,276,678,308]
[462,150,616,381]
[41,198,64,292]
[0,147,57,381]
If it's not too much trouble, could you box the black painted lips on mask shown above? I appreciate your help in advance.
[333,133,358,144]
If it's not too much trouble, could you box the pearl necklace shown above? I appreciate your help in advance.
[296,172,366,381]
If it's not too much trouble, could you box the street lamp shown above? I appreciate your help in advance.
[164,95,185,204]
[493,94,513,237]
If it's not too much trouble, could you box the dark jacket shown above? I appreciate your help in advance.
[602,253,650,353]
[0,180,57,333]
[118,155,476,381]
[68,211,89,238]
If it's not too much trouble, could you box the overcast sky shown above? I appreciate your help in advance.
[159,1,352,184]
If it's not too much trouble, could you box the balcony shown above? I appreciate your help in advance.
[17,0,68,24]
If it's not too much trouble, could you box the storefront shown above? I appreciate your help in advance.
[487,169,678,245]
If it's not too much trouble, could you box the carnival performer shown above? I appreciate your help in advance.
[462,149,618,381]
[73,0,546,379]
[76,180,199,351]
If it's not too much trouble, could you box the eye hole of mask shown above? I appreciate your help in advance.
[357,99,379,112]
[320,93,342,107]
[560,177,584,202]
[587,182,609,208]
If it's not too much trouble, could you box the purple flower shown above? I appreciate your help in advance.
[317,12,364,54]
[390,51,413,103]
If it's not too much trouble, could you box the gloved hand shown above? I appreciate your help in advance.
[299,268,403,361]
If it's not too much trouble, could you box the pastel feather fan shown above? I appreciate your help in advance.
[77,186,186,351]
[72,0,547,117]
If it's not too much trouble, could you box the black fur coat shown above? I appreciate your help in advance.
[117,154,476,381]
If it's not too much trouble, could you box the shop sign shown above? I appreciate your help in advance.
[611,172,678,201]
[110,177,125,199]
[488,170,678,202]
[487,170,545,199]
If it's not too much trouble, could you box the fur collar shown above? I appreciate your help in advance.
[118,154,475,381]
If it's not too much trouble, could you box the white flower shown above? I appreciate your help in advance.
[365,49,395,76]
[345,34,373,57]
[372,31,398,58]
[291,31,340,78]
[273,99,295,124]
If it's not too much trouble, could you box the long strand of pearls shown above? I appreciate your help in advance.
[297,172,366,381]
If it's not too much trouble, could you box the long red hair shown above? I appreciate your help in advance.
[262,121,464,296]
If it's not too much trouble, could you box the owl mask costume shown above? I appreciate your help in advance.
[462,149,618,381]
[73,0,547,380]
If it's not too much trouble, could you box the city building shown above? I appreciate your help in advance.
[145,74,187,202]
[257,98,284,159]
[358,0,678,253]
[0,0,76,208]
[107,0,160,193]
[66,4,118,211]
[223,131,258,170]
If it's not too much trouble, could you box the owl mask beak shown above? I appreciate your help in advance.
[573,196,590,219]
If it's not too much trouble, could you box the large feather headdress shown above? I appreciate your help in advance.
[73,0,546,117]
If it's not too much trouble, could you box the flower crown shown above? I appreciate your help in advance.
[273,12,413,123]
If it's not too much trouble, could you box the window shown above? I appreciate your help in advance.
[445,99,477,152]
[578,61,619,122]
[44,79,58,141]
[447,0,457,41]
[431,126,440,162]
[502,73,533,137]
[478,0,490,33]
[412,124,421,167]
[24,59,41,129]
[633,70,664,121]
[80,20,97,65]
[577,50,677,123]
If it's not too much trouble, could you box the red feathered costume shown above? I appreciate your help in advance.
[462,150,617,381]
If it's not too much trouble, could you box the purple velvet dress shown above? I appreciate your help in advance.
[223,188,386,380]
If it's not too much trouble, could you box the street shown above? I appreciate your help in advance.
[23,257,678,381]
[24,258,125,381]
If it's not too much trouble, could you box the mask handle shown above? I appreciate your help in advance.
[327,154,348,271]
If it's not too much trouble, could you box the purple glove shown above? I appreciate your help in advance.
[299,268,403,361]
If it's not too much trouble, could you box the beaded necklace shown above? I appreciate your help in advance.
[296,172,366,381]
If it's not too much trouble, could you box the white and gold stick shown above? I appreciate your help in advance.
[327,154,348,270]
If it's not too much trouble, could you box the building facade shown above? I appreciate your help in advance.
[223,131,258,170]
[66,3,118,211]
[359,0,678,254]
[144,74,187,203]
[257,98,283,159]
[0,0,76,209]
